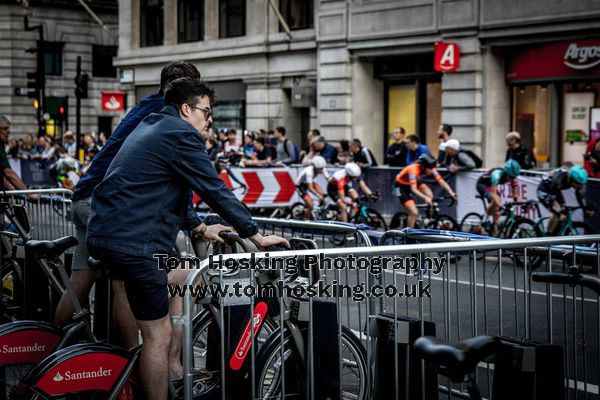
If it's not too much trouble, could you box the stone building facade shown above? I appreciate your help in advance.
[115,0,600,167]
[0,0,120,139]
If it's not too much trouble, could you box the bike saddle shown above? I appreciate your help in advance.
[25,236,78,259]
[414,335,501,382]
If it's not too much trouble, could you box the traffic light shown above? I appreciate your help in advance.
[26,71,44,99]
[75,73,89,99]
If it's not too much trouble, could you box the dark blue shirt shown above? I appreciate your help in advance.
[72,93,164,201]
[406,144,431,165]
[319,143,338,165]
[87,106,258,257]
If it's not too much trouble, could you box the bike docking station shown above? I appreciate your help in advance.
[179,230,600,400]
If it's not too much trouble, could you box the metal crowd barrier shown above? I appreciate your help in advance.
[1,189,74,243]
[180,234,600,400]
[192,213,375,248]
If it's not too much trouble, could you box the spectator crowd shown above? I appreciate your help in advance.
[3,110,599,192]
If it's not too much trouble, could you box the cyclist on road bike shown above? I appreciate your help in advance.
[49,157,79,190]
[475,159,521,235]
[393,153,457,228]
[327,162,374,222]
[295,156,329,219]
[536,165,594,234]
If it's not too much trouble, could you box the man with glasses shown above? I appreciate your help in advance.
[87,77,288,400]
[55,61,204,348]
[0,116,27,190]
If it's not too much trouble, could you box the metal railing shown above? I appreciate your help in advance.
[180,234,600,400]
[1,189,74,242]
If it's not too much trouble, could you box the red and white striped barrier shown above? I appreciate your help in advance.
[193,167,335,208]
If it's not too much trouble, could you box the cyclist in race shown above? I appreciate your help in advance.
[536,165,594,234]
[327,162,374,222]
[475,159,521,235]
[393,153,457,228]
[295,155,329,219]
[49,157,79,190]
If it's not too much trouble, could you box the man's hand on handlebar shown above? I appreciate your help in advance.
[448,191,458,203]
[249,233,290,250]
[584,204,596,217]
[203,224,234,243]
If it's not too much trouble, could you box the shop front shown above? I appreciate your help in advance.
[506,39,600,167]
[374,53,442,157]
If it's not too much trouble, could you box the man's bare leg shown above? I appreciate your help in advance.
[137,316,172,400]
[55,269,100,327]
[112,281,139,349]
[167,267,188,379]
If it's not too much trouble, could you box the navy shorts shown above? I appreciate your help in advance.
[88,244,169,321]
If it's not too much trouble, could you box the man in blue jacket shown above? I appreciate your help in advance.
[55,62,202,341]
[87,78,287,400]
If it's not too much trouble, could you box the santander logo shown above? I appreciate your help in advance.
[2,343,47,353]
[103,96,122,110]
[564,43,600,70]
[51,367,113,382]
[229,302,268,371]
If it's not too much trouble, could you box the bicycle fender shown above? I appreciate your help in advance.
[0,320,63,366]
[24,343,131,397]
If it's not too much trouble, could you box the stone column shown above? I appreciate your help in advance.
[204,0,219,40]
[164,0,177,45]
[482,47,510,168]
[441,36,483,156]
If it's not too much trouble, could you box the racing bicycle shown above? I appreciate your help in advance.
[390,196,458,231]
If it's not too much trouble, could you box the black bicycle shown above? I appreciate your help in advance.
[414,266,600,400]
[189,233,369,399]
[390,196,458,231]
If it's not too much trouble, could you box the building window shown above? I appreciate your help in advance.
[92,45,118,77]
[141,0,164,47]
[42,41,64,76]
[219,0,245,38]
[178,0,204,43]
[279,0,312,31]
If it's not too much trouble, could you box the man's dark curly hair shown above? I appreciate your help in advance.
[164,78,215,110]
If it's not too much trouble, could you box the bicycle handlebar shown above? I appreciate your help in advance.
[561,204,595,214]
[532,271,600,296]
[217,231,250,252]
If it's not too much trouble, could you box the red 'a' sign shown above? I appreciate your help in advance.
[434,42,460,73]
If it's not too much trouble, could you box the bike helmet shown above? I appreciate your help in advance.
[49,158,78,182]
[312,156,326,170]
[345,162,361,177]
[569,165,588,185]
[503,159,521,178]
[417,154,437,168]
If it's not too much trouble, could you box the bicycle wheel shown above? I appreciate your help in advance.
[188,308,276,398]
[355,208,388,231]
[568,222,596,236]
[459,212,488,235]
[290,202,307,220]
[256,326,368,400]
[426,215,458,231]
[509,218,543,269]
[390,212,408,230]
[2,365,32,399]
[564,222,597,254]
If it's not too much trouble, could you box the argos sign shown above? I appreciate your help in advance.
[507,40,600,82]
[434,42,460,73]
